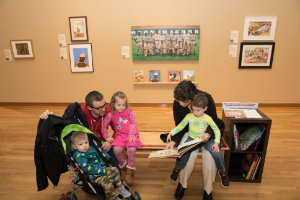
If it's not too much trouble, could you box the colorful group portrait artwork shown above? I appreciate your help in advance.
[243,17,277,40]
[10,40,34,58]
[69,44,94,72]
[69,16,88,41]
[239,42,275,69]
[131,25,200,61]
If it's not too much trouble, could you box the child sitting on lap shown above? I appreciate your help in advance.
[71,131,131,200]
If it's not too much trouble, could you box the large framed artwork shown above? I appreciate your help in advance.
[131,25,200,61]
[239,42,275,69]
[69,16,89,42]
[69,43,94,72]
[243,17,277,40]
[10,40,34,58]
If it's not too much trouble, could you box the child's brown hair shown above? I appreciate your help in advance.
[109,91,128,113]
[190,93,208,108]
[71,131,88,145]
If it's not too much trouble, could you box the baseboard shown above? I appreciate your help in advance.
[0,102,299,107]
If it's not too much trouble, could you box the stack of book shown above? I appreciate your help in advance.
[241,154,261,180]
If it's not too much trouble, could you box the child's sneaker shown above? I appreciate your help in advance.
[116,185,131,198]
[114,196,122,200]
[170,167,181,182]
[219,171,230,187]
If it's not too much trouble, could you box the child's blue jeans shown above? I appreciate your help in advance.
[175,136,225,172]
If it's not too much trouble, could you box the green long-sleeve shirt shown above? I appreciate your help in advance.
[170,113,221,144]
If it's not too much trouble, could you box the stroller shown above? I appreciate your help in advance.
[58,123,141,200]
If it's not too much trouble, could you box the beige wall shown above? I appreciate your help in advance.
[0,0,299,103]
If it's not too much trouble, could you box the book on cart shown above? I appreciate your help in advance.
[148,137,203,158]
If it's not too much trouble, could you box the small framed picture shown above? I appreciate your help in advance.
[168,70,181,82]
[133,70,145,82]
[243,16,277,40]
[10,40,34,58]
[149,70,161,82]
[69,43,94,73]
[69,16,89,42]
[239,42,275,69]
[183,70,194,82]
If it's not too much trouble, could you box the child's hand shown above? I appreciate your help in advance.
[106,137,114,143]
[211,143,220,153]
[167,133,173,143]
[129,136,136,143]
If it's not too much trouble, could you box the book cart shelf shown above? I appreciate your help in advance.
[222,109,272,182]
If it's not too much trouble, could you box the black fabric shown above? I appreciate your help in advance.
[171,90,225,144]
[34,102,89,191]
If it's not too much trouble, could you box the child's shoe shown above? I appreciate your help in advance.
[125,165,135,186]
[116,185,131,198]
[114,196,122,200]
[219,171,230,187]
[170,166,181,182]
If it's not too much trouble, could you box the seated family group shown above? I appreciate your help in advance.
[40,80,229,200]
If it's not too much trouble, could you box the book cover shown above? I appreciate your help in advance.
[133,70,145,82]
[177,137,203,157]
[233,124,240,150]
[148,148,179,158]
[183,70,194,82]
[224,109,247,118]
[149,70,161,82]
[168,70,181,82]
[241,153,254,178]
[251,155,261,180]
[239,125,265,151]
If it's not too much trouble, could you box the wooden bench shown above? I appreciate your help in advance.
[137,131,229,157]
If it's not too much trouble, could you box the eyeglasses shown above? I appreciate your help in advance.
[91,103,106,111]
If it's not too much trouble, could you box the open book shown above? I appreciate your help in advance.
[148,138,203,158]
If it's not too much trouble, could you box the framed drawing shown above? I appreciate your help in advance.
[168,70,181,82]
[149,70,161,82]
[243,17,277,40]
[10,40,34,58]
[239,42,275,69]
[131,25,200,61]
[69,43,94,72]
[69,16,88,42]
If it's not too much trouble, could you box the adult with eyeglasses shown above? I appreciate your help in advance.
[160,80,225,200]
[40,91,120,169]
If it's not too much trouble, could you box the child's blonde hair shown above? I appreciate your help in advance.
[109,91,128,113]
[71,131,88,145]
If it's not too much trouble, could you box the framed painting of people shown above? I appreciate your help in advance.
[243,17,277,40]
[131,25,200,61]
[69,16,89,42]
[239,42,275,69]
[10,40,34,58]
[69,43,94,72]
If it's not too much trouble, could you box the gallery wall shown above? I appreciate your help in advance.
[0,0,299,104]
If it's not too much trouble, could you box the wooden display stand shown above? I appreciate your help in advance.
[222,109,272,182]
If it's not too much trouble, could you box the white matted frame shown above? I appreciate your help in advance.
[243,16,277,40]
[69,16,89,42]
[10,40,34,58]
[69,43,94,73]
[239,42,275,69]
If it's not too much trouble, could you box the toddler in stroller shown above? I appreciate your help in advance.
[60,124,141,200]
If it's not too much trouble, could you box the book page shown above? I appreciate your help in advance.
[177,137,202,151]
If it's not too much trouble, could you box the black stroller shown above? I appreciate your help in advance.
[58,123,141,200]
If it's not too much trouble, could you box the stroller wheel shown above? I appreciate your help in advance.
[134,191,141,200]
[66,192,78,200]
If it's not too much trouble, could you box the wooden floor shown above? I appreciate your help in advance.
[0,104,299,200]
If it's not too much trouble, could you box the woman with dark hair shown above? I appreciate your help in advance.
[161,80,227,200]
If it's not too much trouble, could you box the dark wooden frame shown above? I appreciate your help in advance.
[239,42,275,69]
[69,16,89,42]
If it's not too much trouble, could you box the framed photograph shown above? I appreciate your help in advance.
[183,70,194,82]
[149,70,161,82]
[168,70,181,82]
[69,43,94,73]
[239,42,275,69]
[10,40,34,58]
[243,17,277,40]
[131,25,200,61]
[69,16,88,42]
